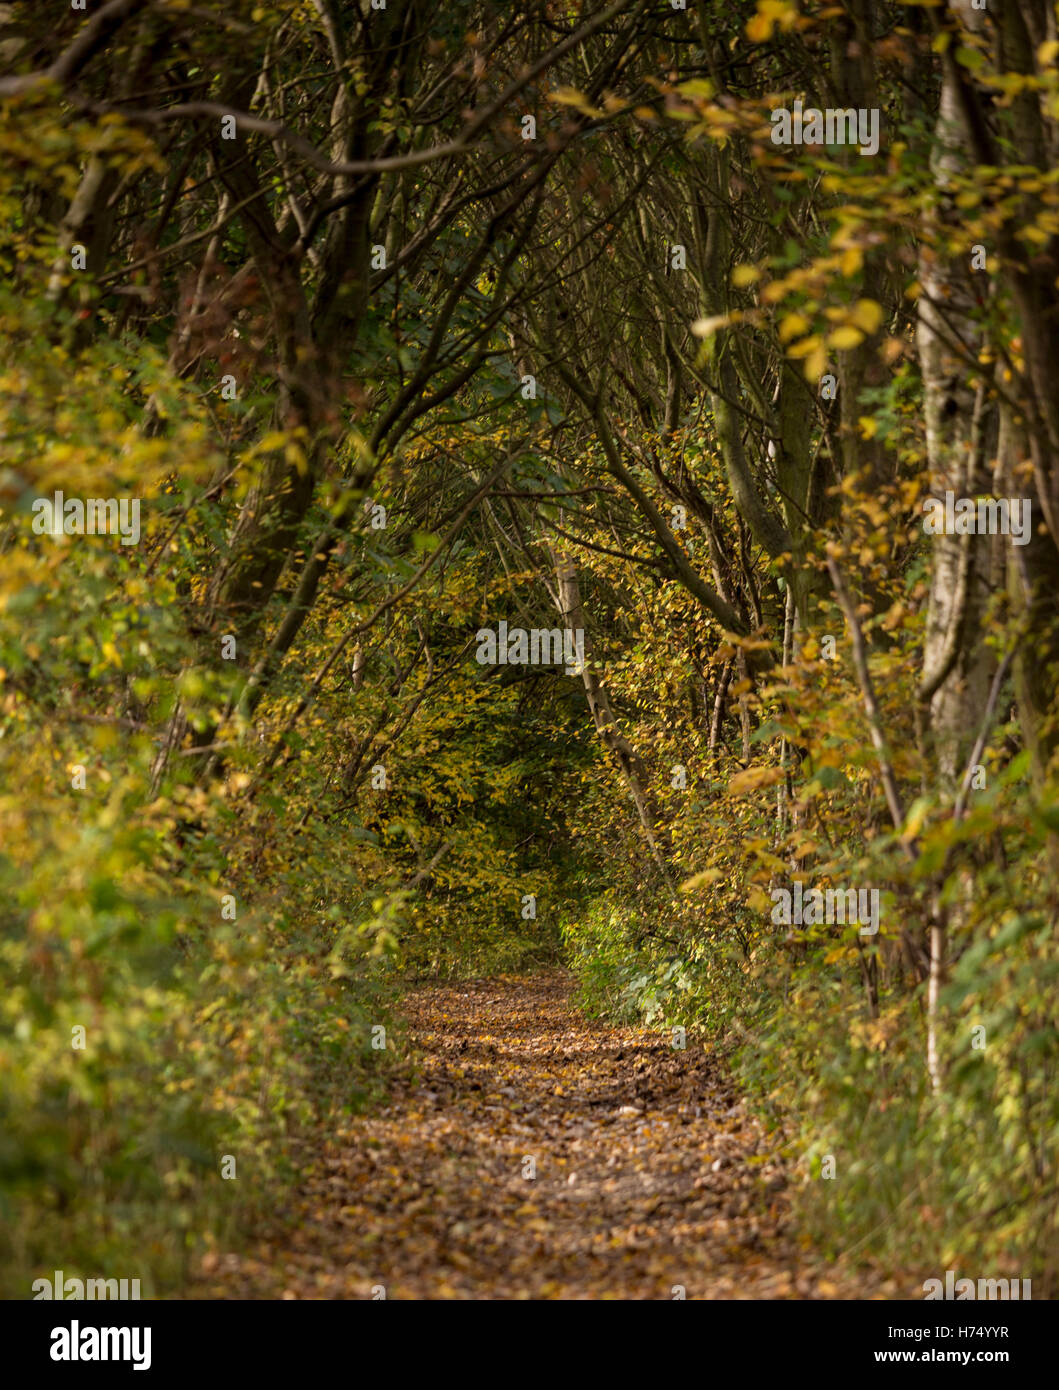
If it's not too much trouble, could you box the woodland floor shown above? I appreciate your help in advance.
[194,972,895,1299]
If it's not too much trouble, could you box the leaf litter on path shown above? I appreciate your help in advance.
[193,972,893,1299]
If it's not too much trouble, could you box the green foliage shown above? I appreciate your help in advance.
[5,0,1059,1302]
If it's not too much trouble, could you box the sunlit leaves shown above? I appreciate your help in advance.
[745,0,800,43]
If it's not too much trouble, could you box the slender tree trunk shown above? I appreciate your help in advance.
[917,0,997,1092]
[549,549,672,891]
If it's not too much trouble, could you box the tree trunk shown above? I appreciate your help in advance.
[549,548,672,891]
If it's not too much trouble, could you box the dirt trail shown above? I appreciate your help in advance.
[198,973,876,1299]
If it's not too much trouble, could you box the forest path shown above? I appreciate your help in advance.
[198,972,869,1299]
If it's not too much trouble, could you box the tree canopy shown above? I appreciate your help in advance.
[2,0,1058,1301]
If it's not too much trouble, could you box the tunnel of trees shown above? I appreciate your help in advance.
[1,0,1058,1304]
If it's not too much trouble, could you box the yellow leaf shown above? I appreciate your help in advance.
[804,345,828,382]
[902,797,930,843]
[778,312,810,343]
[858,416,877,439]
[746,0,798,42]
[680,868,724,892]
[676,79,716,99]
[731,264,760,287]
[549,86,604,118]
[255,431,290,453]
[729,765,786,794]
[787,333,823,359]
[850,298,884,334]
[828,325,865,350]
[691,313,732,337]
[746,885,772,913]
